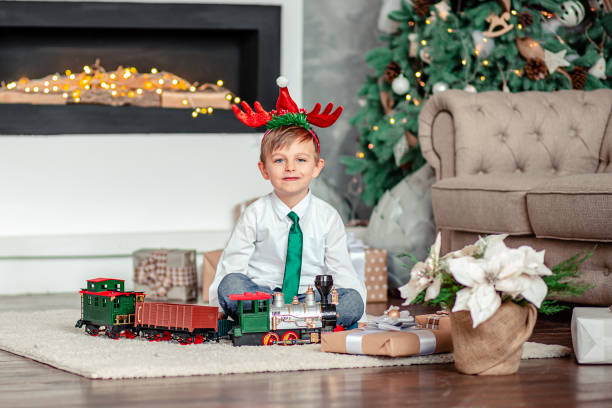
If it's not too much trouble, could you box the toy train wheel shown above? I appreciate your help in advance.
[178,335,194,345]
[106,328,120,340]
[123,329,137,339]
[85,325,99,336]
[261,331,280,346]
[281,331,299,346]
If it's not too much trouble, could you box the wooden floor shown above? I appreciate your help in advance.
[1,294,611,408]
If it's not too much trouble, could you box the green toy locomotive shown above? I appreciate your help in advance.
[230,274,338,346]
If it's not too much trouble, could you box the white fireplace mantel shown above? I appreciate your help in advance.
[0,0,303,294]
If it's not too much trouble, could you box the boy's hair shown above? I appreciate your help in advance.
[260,125,321,163]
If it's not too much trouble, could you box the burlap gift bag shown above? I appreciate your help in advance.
[133,249,198,301]
[451,301,537,375]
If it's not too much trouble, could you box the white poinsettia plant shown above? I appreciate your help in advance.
[399,233,553,328]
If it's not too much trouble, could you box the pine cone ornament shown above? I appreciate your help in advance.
[413,0,433,17]
[384,61,401,84]
[525,58,548,80]
[518,11,534,27]
[571,66,588,89]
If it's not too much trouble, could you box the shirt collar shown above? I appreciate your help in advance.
[271,190,312,222]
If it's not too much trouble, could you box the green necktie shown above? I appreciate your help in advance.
[282,211,303,303]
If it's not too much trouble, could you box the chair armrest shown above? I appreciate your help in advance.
[419,95,456,181]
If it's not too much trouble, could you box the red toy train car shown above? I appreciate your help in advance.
[75,278,219,344]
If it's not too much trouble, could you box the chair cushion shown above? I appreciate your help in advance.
[432,174,553,235]
[527,174,612,242]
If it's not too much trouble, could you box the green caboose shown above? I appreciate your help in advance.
[75,278,145,338]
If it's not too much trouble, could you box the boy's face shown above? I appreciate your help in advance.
[258,138,325,206]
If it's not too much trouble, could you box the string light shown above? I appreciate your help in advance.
[480,75,486,81]
[402,118,407,123]
[414,99,421,106]
[356,151,365,158]
[483,60,489,66]
[151,68,159,74]
[189,86,197,92]
[192,111,198,118]
[136,88,143,95]
[420,40,427,45]
[425,19,431,24]
[368,143,374,149]
[52,75,59,81]
[25,87,31,93]
[33,86,39,92]
[182,99,189,105]
[233,97,241,103]
[511,10,517,15]
[462,59,467,65]
[225,94,232,101]
[7,82,16,89]
[83,66,91,74]
[415,71,422,78]
[217,80,224,87]
[156,89,163,95]
[110,73,117,80]
[448,28,453,33]
[207,106,213,114]
[389,117,396,125]
[372,125,379,131]
[517,24,523,30]
[405,94,412,101]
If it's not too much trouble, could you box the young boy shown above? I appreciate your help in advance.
[208,77,366,327]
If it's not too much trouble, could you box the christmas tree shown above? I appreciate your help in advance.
[342,0,612,207]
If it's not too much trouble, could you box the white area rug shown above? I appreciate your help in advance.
[0,309,571,380]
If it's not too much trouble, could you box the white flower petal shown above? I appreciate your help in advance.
[495,275,529,298]
[520,275,549,308]
[431,232,441,259]
[468,285,502,328]
[451,288,473,312]
[496,248,526,280]
[448,257,486,287]
[425,275,442,301]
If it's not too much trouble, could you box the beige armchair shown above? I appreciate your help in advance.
[418,89,612,305]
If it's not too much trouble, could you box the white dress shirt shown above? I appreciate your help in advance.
[209,190,367,321]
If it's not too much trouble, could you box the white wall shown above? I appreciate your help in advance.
[0,0,303,294]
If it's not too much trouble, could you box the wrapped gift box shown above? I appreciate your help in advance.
[364,248,388,303]
[133,248,198,301]
[571,307,612,364]
[415,313,451,332]
[201,249,223,303]
[320,314,452,357]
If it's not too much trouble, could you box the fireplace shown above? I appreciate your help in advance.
[0,1,281,134]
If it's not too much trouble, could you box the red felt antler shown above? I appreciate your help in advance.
[232,101,272,127]
[306,103,343,128]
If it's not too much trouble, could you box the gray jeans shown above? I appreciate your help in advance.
[218,273,364,328]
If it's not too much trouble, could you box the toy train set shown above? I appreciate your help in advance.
[75,275,340,346]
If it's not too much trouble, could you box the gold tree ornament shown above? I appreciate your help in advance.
[515,37,545,60]
[484,12,514,37]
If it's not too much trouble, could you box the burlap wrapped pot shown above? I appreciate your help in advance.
[451,301,538,375]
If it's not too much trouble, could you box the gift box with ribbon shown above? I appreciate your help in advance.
[320,314,452,357]
[347,232,389,303]
[133,249,198,301]
[571,307,612,364]
[201,249,223,303]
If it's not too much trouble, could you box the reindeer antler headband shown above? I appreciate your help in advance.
[232,77,343,153]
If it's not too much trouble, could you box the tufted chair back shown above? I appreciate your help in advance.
[420,89,612,177]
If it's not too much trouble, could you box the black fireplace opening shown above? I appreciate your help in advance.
[0,2,281,134]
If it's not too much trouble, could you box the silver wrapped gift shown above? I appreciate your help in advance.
[571,307,612,364]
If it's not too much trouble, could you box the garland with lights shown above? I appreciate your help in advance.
[0,60,241,119]
[342,0,612,207]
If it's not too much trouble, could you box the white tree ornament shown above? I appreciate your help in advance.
[433,81,449,94]
[558,1,585,27]
[471,30,495,58]
[391,74,410,95]
[544,49,570,74]
[589,56,607,79]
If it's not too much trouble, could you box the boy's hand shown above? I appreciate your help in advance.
[358,322,367,328]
